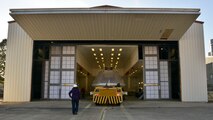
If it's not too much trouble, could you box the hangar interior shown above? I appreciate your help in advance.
[31,41,180,101]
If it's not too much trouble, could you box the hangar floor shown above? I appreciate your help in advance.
[1,100,213,120]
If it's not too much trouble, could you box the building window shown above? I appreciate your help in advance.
[50,57,61,69]
[62,71,74,83]
[145,46,157,55]
[50,71,60,84]
[51,46,61,55]
[62,46,75,55]
[62,56,75,69]
[145,56,158,69]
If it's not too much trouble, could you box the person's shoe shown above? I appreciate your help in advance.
[73,112,77,115]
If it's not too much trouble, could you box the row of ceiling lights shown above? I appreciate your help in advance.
[77,70,87,77]
[138,82,144,85]
[128,65,143,76]
[91,48,122,69]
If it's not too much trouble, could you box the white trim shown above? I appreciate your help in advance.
[10,8,200,15]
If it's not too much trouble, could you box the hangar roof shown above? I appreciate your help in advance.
[10,5,200,41]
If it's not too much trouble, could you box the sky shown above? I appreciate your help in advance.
[0,0,212,55]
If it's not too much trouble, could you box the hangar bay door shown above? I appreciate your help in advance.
[43,46,76,99]
[144,46,170,99]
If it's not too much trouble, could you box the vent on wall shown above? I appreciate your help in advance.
[160,29,174,40]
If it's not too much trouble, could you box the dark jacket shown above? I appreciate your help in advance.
[69,87,80,100]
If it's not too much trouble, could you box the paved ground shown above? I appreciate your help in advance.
[1,98,213,120]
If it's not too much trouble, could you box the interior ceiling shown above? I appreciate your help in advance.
[10,8,199,41]
[77,45,138,72]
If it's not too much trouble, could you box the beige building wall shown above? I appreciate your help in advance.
[4,22,33,102]
[179,22,208,102]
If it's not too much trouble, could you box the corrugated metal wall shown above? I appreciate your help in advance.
[179,22,208,102]
[3,22,33,102]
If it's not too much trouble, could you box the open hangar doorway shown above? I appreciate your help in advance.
[31,41,180,101]
[76,45,139,99]
[75,42,180,101]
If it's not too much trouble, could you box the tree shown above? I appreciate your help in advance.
[0,39,6,84]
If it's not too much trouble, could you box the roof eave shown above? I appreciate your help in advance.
[10,8,200,15]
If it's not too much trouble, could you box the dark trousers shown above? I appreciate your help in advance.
[71,99,79,114]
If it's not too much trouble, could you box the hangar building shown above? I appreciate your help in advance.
[3,5,207,102]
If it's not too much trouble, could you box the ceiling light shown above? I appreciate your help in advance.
[93,53,96,56]
[100,53,103,56]
[99,48,102,51]
[112,48,114,51]
[97,61,99,63]
[119,48,122,51]
[95,57,98,60]
[101,57,104,60]
[118,53,121,56]
[117,57,119,60]
[91,48,95,51]
[116,62,118,64]
[111,53,114,56]
[111,57,113,60]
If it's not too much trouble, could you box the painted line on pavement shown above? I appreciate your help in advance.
[100,107,107,120]
[121,104,134,120]
[85,103,92,109]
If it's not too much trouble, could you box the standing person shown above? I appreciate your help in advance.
[69,84,80,115]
